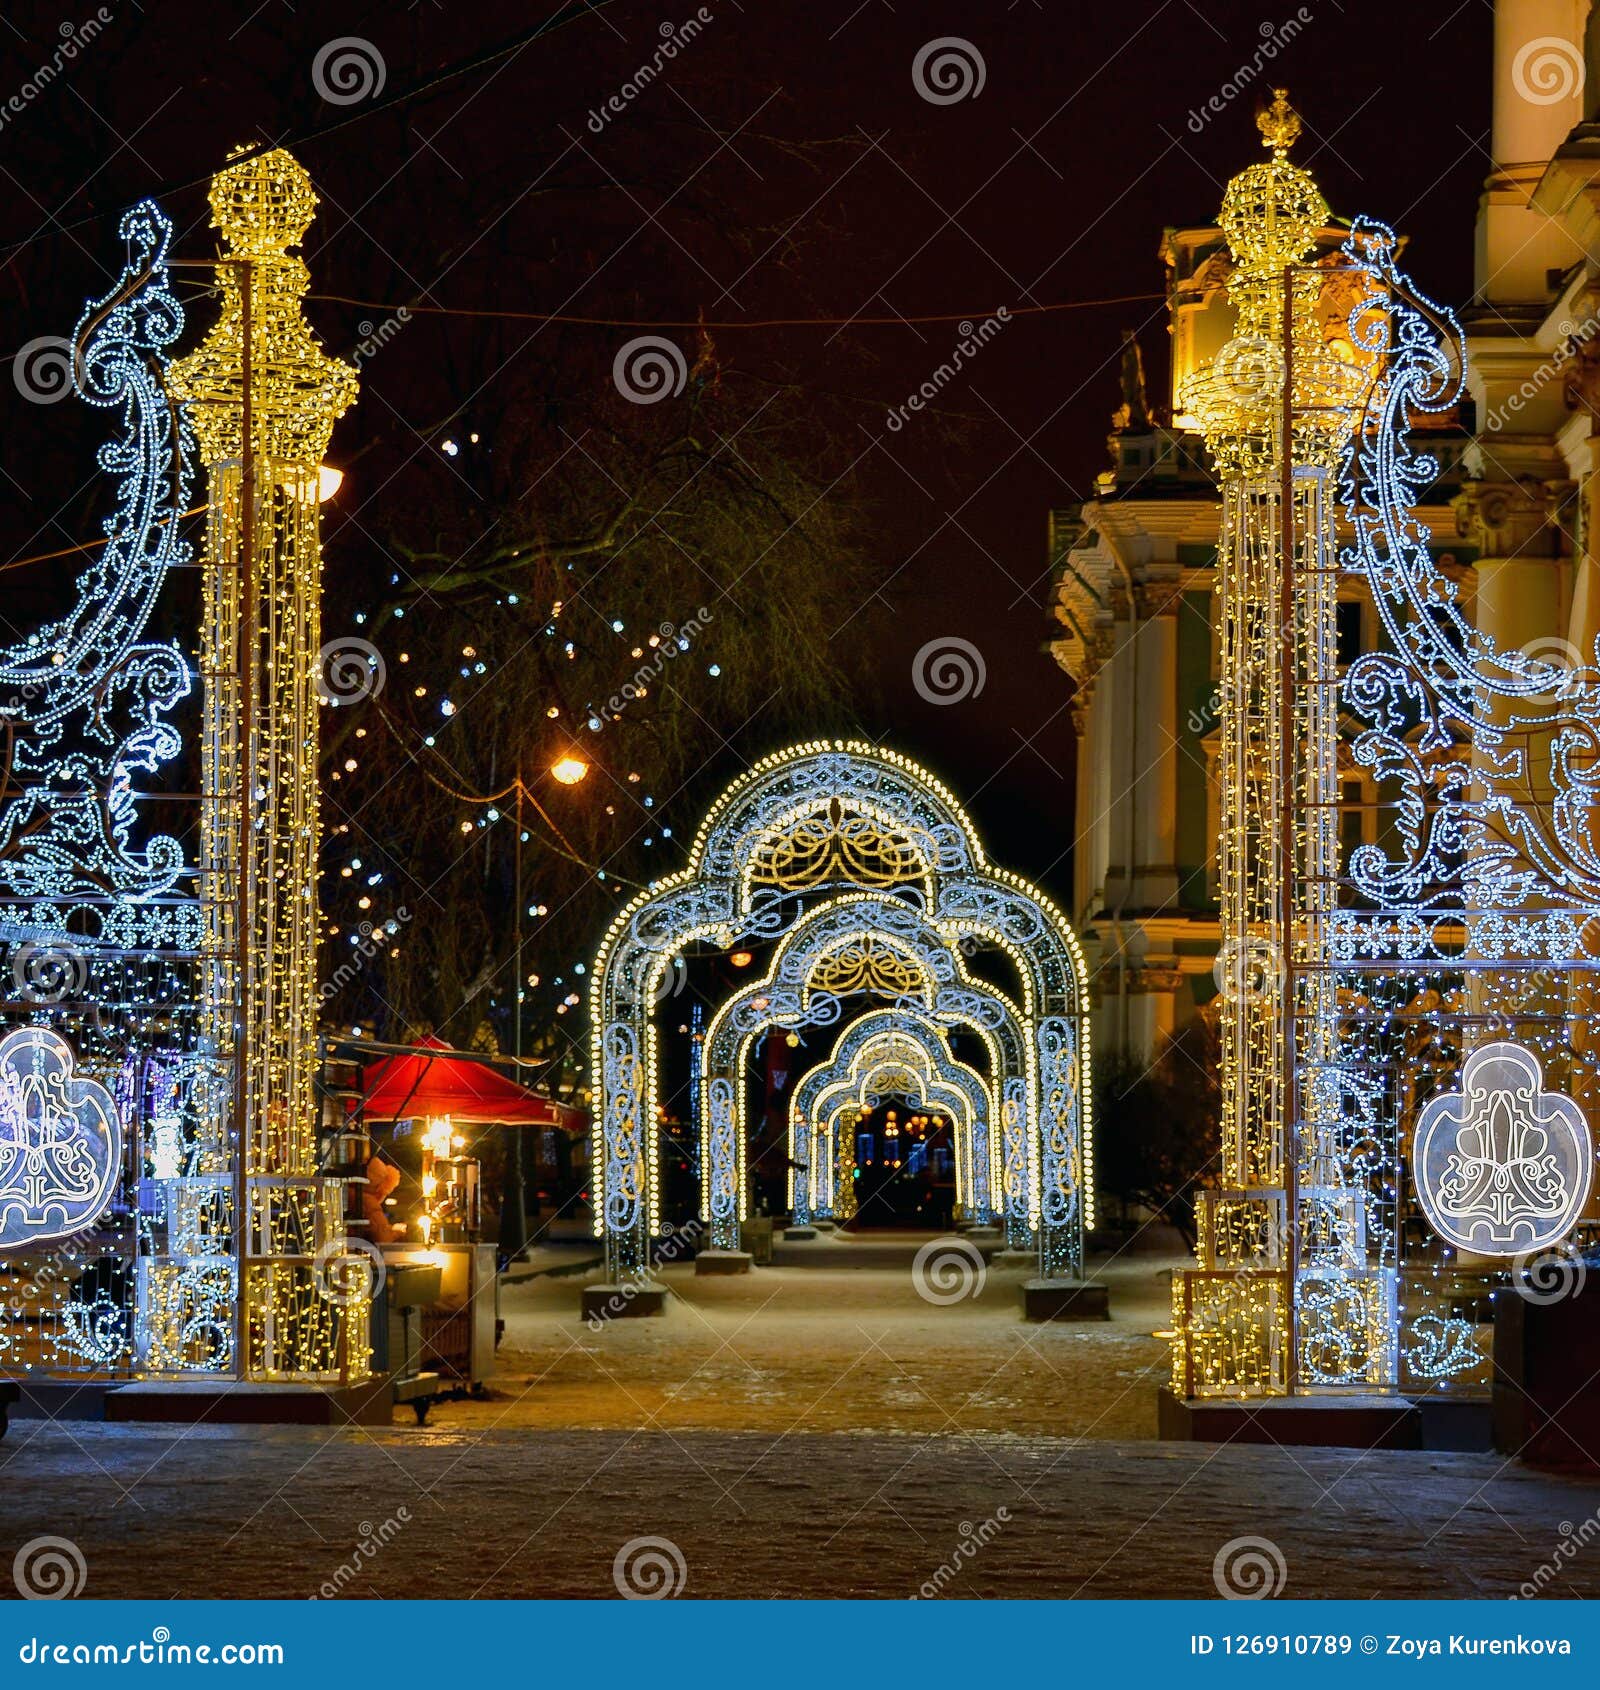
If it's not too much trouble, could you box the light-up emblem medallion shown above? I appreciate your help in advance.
[1413,1042,1592,1256]
[0,1028,122,1248]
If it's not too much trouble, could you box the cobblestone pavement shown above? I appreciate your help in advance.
[4,1251,1598,1601]
[4,1421,1600,1600]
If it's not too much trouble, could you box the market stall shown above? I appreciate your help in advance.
[352,1038,586,1397]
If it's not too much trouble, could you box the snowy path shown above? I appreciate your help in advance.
[3,1249,1594,1600]
[2,1422,1596,1599]
[468,1246,1177,1440]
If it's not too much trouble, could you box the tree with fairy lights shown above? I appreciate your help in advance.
[315,343,881,1081]
[213,33,904,1081]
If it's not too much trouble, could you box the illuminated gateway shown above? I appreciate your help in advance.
[1054,34,1600,1412]
[588,742,1094,1296]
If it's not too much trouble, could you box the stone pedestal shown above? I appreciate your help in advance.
[694,1249,753,1276]
[1021,1278,1109,1322]
[582,1280,669,1321]
[103,1380,392,1426]
[784,1226,818,1240]
[1418,1393,1495,1453]
[989,1248,1037,1271]
[812,1220,837,1232]
[1158,1387,1421,1449]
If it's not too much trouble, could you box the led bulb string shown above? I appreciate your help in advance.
[305,291,1165,329]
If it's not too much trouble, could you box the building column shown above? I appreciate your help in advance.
[1122,964,1183,1060]
[1130,587,1181,912]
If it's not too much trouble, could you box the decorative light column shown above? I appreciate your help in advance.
[169,148,363,1383]
[1172,94,1374,1397]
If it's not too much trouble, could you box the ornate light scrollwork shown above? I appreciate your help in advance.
[747,798,935,891]
[1001,1079,1028,1242]
[1037,1018,1079,1242]
[602,1022,645,1240]
[0,201,194,912]
[707,1078,737,1236]
[1413,1043,1592,1255]
[806,935,930,1002]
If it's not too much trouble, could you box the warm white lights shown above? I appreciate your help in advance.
[169,147,366,1383]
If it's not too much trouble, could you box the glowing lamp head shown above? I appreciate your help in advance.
[550,755,589,786]
[317,464,344,502]
[729,950,753,969]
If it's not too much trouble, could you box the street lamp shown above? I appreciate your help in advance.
[502,746,590,1264]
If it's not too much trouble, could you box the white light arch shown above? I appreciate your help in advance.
[790,1010,995,1225]
[702,899,1026,1247]
[589,741,1092,1283]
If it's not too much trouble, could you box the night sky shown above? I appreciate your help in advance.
[1,0,1490,909]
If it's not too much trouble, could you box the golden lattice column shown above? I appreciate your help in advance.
[170,148,363,1383]
[1171,94,1375,1399]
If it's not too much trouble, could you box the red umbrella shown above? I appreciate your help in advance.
[357,1036,587,1130]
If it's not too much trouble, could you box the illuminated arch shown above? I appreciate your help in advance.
[700,894,1030,1248]
[790,1010,995,1224]
[815,1069,977,1225]
[590,741,1092,1282]
[809,1045,996,1227]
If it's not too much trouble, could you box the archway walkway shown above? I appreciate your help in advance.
[590,742,1094,1293]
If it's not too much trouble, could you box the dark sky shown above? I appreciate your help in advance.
[0,0,1490,912]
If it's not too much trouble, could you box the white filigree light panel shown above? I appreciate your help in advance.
[1413,1043,1593,1256]
[0,1028,123,1248]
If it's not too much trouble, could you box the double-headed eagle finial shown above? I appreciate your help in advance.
[1257,88,1301,156]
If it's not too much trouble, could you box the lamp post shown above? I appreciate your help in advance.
[501,751,591,1268]
[1173,92,1371,1400]
[501,765,530,1268]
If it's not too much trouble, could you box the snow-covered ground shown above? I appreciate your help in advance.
[3,1241,1598,1599]
[475,1236,1176,1440]
[4,1420,1598,1598]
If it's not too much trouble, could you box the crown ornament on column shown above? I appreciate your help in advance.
[169,147,357,468]
[1184,87,1365,478]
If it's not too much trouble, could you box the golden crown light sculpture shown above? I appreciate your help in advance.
[1172,93,1385,1399]
[169,148,365,1383]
